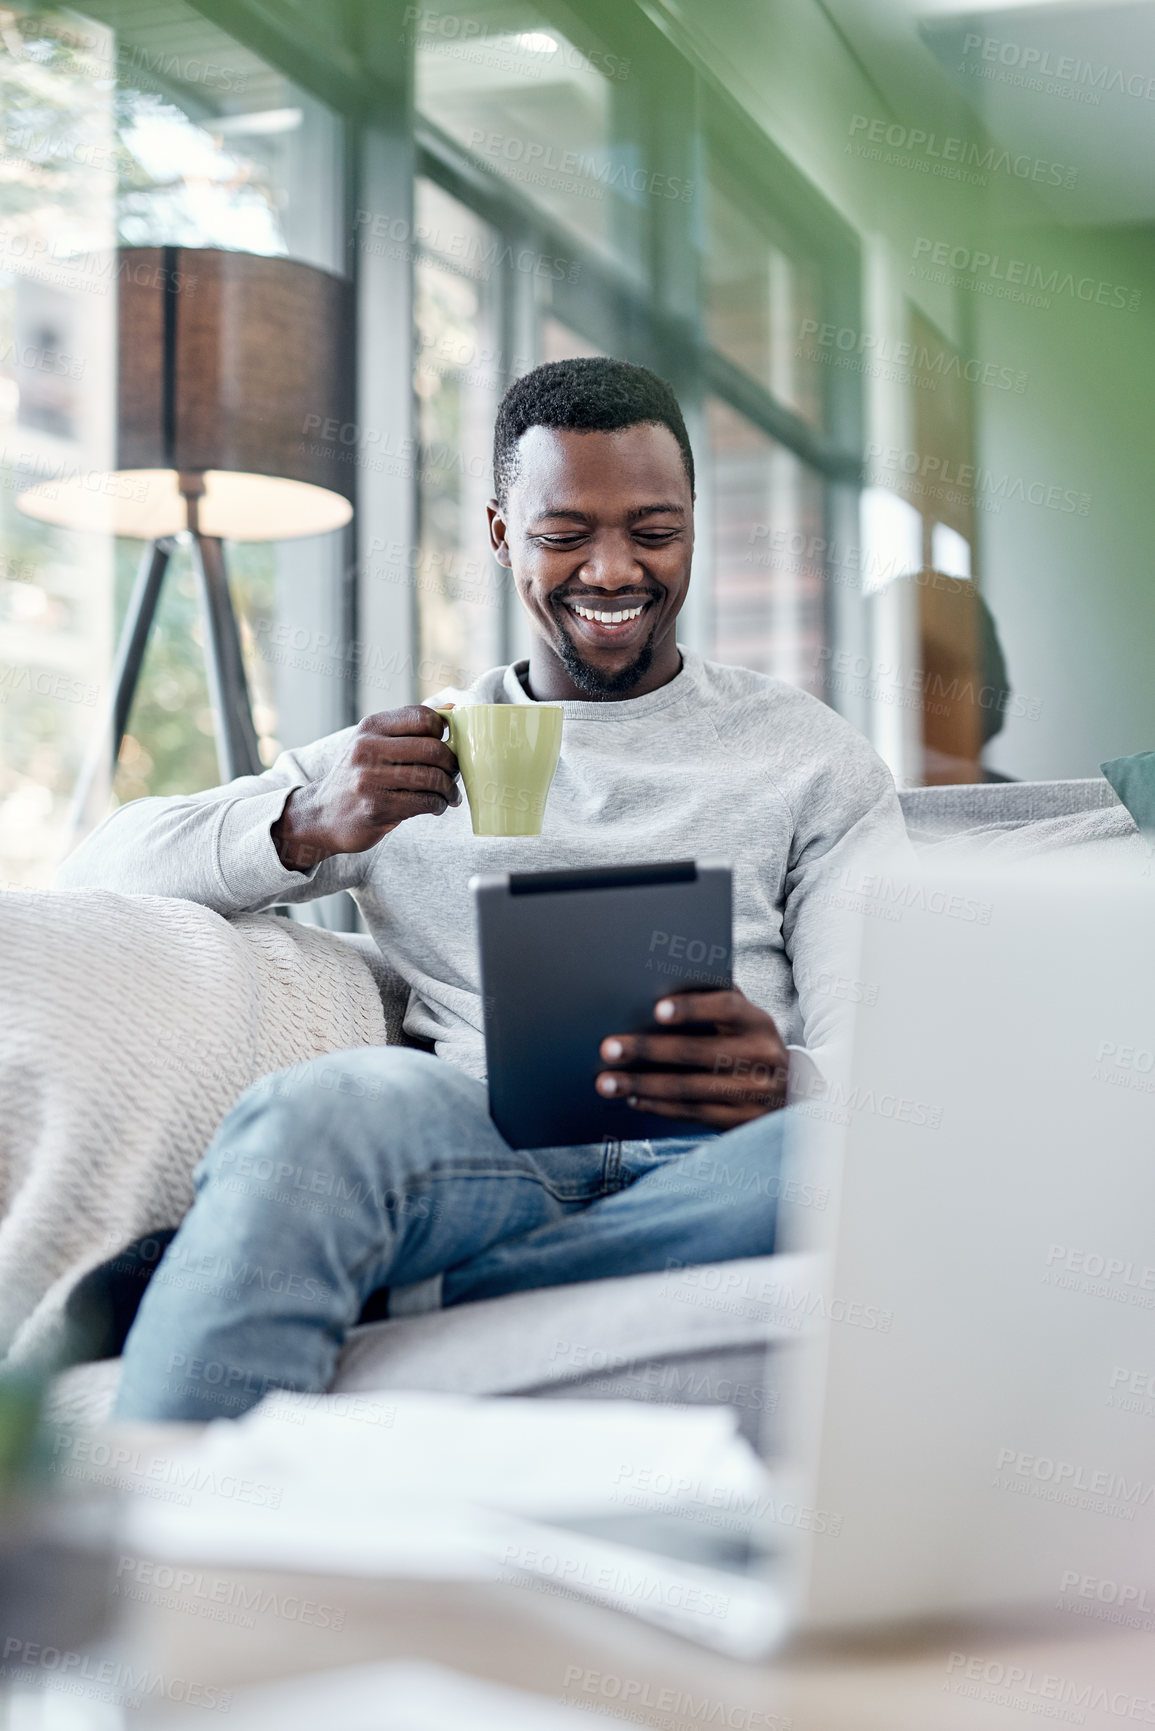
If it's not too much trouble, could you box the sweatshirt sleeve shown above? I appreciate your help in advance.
[55,728,372,914]
[779,718,914,1067]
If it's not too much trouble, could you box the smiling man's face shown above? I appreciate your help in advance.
[486,421,694,701]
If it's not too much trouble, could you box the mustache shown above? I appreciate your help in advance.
[551,586,661,606]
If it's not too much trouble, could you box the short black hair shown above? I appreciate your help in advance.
[493,357,695,506]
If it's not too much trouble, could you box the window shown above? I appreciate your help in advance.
[700,138,858,690]
[705,176,825,431]
[415,11,646,289]
[409,10,859,704]
[2,0,868,893]
[708,400,826,693]
[0,9,117,885]
[413,179,505,695]
[0,0,346,885]
[107,34,346,803]
[541,318,603,364]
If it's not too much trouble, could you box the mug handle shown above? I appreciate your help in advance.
[430,705,459,762]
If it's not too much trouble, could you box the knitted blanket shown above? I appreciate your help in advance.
[0,890,388,1367]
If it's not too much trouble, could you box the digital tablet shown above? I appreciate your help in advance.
[472,859,733,1149]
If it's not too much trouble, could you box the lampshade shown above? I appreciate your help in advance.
[17,246,355,541]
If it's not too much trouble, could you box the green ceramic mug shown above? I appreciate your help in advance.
[434,703,563,837]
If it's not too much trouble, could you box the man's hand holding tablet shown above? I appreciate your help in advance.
[474,859,780,1147]
[597,988,789,1125]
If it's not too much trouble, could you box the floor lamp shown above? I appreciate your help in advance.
[17,245,354,813]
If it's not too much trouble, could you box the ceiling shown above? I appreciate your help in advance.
[824,0,1155,225]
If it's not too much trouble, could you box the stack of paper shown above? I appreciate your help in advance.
[138,1660,607,1731]
[117,1392,785,1655]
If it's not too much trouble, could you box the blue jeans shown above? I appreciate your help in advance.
[114,1047,789,1422]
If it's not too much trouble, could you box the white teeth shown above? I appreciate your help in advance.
[570,602,645,624]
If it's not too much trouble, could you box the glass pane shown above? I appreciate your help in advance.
[414,9,644,286]
[706,176,824,429]
[540,316,603,363]
[0,1,346,886]
[0,8,117,886]
[414,179,504,698]
[708,398,826,693]
[106,25,346,794]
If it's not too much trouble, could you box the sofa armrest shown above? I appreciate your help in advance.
[899,777,1119,839]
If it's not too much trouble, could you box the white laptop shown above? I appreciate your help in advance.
[757,843,1155,1639]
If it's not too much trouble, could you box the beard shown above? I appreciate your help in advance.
[553,616,657,697]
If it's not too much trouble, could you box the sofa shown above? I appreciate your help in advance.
[42,775,1138,1429]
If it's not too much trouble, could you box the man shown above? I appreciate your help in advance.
[61,358,905,1422]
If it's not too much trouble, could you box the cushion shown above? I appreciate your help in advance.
[1101,752,1155,833]
[46,1253,810,1430]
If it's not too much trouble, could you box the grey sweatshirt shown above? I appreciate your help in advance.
[58,649,907,1082]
